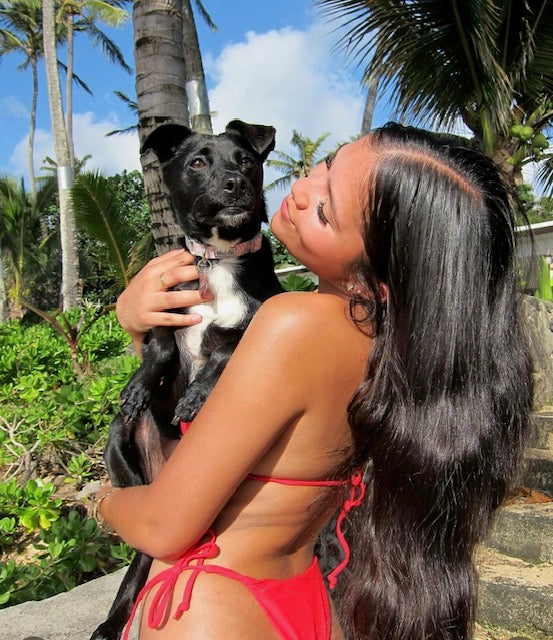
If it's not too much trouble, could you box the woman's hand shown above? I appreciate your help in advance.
[116,249,214,350]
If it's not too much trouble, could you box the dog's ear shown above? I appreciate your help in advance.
[141,124,194,164]
[225,120,276,161]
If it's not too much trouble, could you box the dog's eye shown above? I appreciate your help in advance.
[241,157,254,170]
[190,158,207,170]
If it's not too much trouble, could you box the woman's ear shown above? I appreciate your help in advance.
[346,278,368,298]
[346,277,386,301]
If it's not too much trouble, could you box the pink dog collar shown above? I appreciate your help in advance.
[185,232,263,260]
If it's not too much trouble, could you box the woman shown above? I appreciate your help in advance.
[95,124,533,640]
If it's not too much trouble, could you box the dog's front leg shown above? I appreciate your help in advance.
[173,331,240,423]
[120,326,180,423]
[103,414,146,488]
[89,552,152,640]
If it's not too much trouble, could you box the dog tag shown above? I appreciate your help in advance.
[197,258,212,293]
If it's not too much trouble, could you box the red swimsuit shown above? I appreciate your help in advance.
[121,424,366,640]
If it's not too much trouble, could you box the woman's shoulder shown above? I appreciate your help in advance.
[241,291,365,361]
[254,291,347,334]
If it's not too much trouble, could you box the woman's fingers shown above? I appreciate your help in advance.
[156,264,202,291]
[116,250,213,339]
[145,248,195,269]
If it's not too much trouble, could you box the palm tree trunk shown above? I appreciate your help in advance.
[182,0,212,134]
[65,11,76,172]
[361,72,379,135]
[28,57,38,204]
[0,259,8,323]
[133,0,190,253]
[42,0,80,310]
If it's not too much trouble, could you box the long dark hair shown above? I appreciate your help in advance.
[339,124,533,640]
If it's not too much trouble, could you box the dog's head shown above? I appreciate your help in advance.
[142,120,276,246]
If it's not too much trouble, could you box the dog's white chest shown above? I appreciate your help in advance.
[181,259,247,374]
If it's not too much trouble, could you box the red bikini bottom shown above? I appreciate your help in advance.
[122,530,331,640]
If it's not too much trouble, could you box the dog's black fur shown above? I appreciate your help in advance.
[90,120,282,640]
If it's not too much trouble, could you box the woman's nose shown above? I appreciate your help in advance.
[291,177,309,210]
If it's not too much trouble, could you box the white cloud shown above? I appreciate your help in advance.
[207,22,364,215]
[10,111,141,182]
[209,23,363,147]
[0,95,29,120]
[72,112,141,174]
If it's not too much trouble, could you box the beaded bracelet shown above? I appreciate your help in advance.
[92,489,118,534]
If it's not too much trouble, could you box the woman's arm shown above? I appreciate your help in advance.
[100,293,326,559]
[116,249,214,354]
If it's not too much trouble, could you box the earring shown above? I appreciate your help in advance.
[346,283,354,292]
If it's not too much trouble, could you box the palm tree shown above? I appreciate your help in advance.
[265,130,331,190]
[315,0,553,191]
[133,0,216,253]
[0,175,57,318]
[0,0,44,203]
[42,0,79,310]
[133,0,189,253]
[56,0,131,171]
[182,0,215,134]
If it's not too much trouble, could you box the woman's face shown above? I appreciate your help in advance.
[271,137,371,293]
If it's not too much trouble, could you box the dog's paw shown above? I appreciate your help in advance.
[120,381,151,423]
[89,622,121,640]
[173,388,206,425]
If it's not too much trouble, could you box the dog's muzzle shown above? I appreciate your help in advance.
[216,207,252,227]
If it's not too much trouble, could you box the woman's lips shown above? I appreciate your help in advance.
[280,197,293,224]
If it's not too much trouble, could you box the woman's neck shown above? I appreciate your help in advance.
[317,279,351,300]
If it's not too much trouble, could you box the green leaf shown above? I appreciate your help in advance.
[19,512,37,532]
[534,257,553,301]
[281,273,317,292]
[48,541,64,559]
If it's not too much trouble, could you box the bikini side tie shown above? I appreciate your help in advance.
[326,468,366,590]
[122,531,219,640]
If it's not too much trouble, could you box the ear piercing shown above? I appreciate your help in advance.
[346,282,364,297]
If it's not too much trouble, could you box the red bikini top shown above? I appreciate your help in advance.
[180,421,366,588]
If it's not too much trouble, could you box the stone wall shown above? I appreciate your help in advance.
[522,295,553,408]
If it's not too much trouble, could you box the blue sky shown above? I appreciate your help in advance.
[0,0,398,214]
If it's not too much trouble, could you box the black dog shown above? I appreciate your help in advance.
[90,120,282,640]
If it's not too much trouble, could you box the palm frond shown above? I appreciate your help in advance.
[264,175,296,191]
[57,59,93,94]
[315,0,516,134]
[536,153,553,197]
[106,90,138,136]
[74,17,132,73]
[71,171,136,288]
[193,0,217,32]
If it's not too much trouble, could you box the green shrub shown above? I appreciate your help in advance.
[0,313,137,470]
[0,312,138,607]
[0,509,133,607]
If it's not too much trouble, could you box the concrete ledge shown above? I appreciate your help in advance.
[477,548,553,635]
[532,413,553,451]
[522,449,553,497]
[486,503,553,564]
[0,568,137,640]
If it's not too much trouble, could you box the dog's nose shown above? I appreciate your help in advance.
[224,175,247,196]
